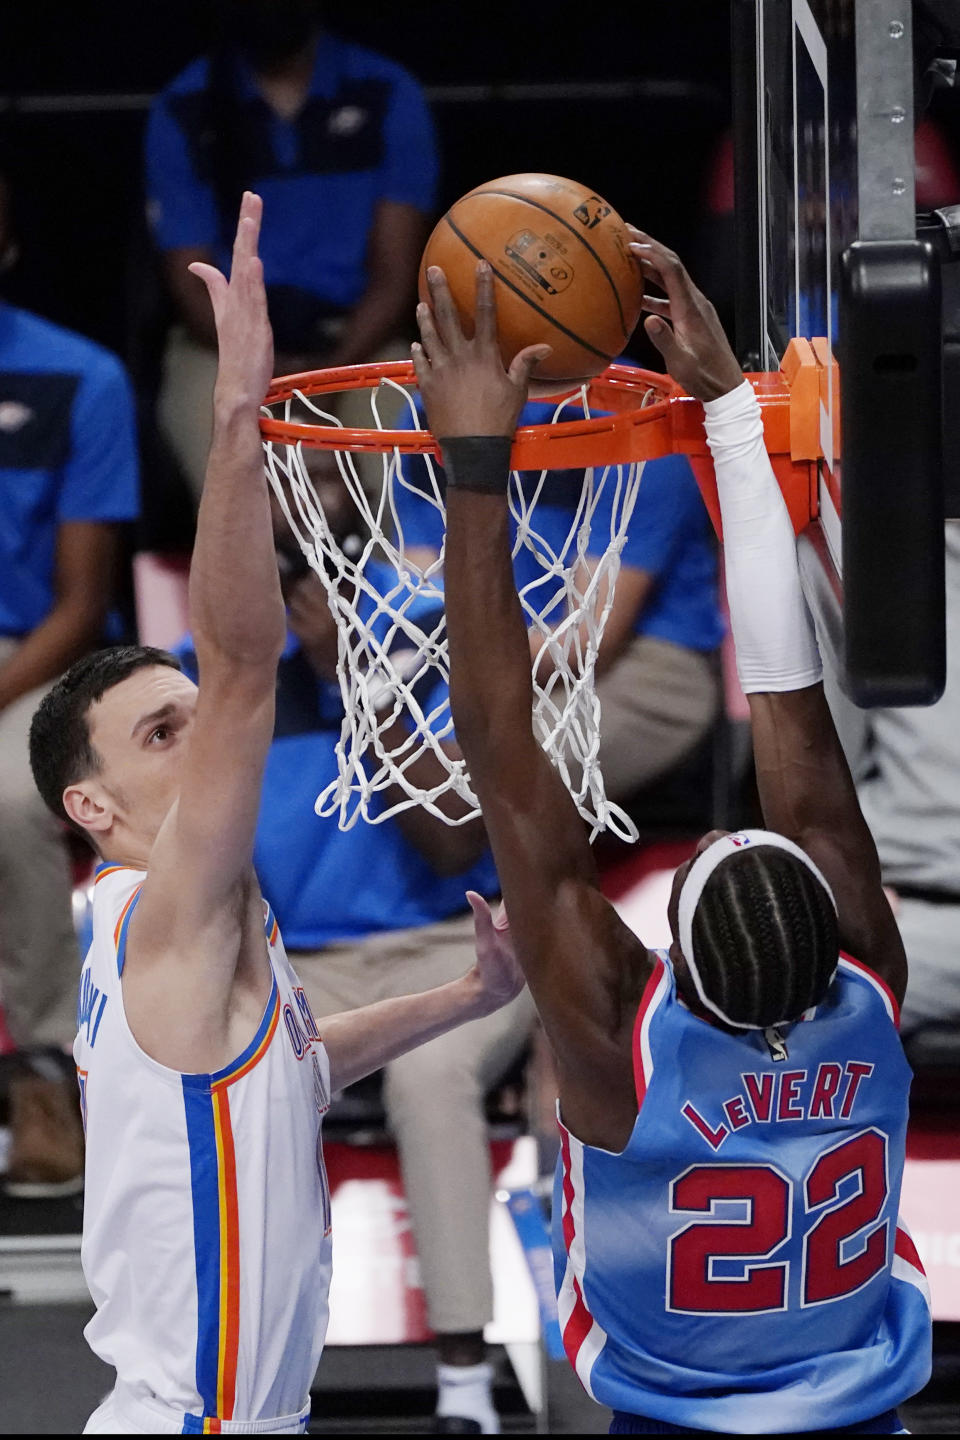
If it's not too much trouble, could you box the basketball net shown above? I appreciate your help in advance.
[263,377,649,841]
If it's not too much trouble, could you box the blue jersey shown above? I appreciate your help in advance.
[146,38,437,339]
[0,304,139,635]
[552,952,931,1434]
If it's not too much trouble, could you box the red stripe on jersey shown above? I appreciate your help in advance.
[839,951,901,1029]
[632,957,666,1109]
[559,1124,576,1252]
[895,1227,926,1275]
[562,1276,595,1374]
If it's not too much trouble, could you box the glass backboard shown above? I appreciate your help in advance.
[733,0,945,706]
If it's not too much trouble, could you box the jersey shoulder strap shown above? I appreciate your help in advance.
[91,862,146,980]
[835,950,901,1030]
[631,950,676,1108]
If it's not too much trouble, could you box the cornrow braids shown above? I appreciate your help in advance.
[689,845,838,1028]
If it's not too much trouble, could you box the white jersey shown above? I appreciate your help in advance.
[75,863,333,1432]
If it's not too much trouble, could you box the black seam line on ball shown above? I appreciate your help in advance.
[472,187,629,338]
[442,213,617,366]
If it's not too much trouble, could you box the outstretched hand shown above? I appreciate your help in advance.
[411,262,551,438]
[189,191,274,412]
[465,890,525,1014]
[628,229,744,402]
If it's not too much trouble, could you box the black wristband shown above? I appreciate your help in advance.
[438,436,512,493]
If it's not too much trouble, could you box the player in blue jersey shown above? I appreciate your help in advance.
[409,246,932,1434]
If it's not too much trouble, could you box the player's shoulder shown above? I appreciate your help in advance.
[833,950,902,1029]
[0,304,125,384]
[330,34,426,94]
[156,55,211,101]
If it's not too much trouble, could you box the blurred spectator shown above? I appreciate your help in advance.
[396,397,724,804]
[0,172,139,1195]
[146,0,437,505]
[826,528,960,1036]
[176,460,533,1435]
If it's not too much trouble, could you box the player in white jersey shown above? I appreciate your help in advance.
[28,195,523,1436]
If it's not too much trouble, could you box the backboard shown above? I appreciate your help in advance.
[732,0,946,706]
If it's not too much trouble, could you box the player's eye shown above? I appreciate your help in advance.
[147,726,170,744]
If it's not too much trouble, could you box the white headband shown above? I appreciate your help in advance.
[677,829,838,1030]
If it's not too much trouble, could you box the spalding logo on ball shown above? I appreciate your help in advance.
[418,173,644,385]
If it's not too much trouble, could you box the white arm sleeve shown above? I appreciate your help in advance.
[704,379,823,694]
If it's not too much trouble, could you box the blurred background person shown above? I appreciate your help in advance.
[145,0,438,506]
[827,527,960,1038]
[0,171,140,1197]
[175,459,534,1435]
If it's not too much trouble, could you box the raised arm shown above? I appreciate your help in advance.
[126,194,287,1050]
[634,232,906,1003]
[412,265,654,1147]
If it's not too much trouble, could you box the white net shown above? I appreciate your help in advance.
[263,377,651,840]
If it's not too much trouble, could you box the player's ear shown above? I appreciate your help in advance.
[63,781,112,837]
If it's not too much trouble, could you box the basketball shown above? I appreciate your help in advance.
[418,173,644,384]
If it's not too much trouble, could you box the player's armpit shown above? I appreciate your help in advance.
[473,748,656,1150]
[748,684,907,1006]
[125,665,276,957]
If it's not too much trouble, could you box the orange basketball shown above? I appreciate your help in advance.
[418,173,643,384]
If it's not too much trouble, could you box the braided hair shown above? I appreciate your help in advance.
[688,845,838,1028]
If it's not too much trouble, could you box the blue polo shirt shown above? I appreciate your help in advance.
[611,450,724,652]
[146,35,438,342]
[393,397,724,654]
[0,304,139,637]
[175,560,499,949]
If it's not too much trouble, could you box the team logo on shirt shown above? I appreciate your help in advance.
[328,105,367,137]
[0,400,33,432]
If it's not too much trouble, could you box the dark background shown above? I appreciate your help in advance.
[0,1,732,359]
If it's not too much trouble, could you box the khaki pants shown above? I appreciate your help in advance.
[595,634,720,800]
[291,909,536,1336]
[158,325,411,509]
[0,639,80,1048]
[895,897,960,1036]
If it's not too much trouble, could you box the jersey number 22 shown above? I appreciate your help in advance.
[666,1127,889,1313]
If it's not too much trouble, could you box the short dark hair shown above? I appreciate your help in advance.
[29,646,182,831]
[689,845,838,1028]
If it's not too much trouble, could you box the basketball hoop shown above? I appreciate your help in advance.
[259,354,821,839]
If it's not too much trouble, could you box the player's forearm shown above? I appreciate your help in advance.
[322,974,492,1091]
[443,441,536,753]
[705,380,822,693]
[379,717,488,872]
[748,685,876,849]
[327,280,408,369]
[329,200,425,367]
[164,250,219,349]
[0,596,105,710]
[190,403,286,669]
